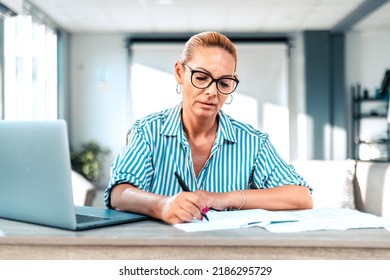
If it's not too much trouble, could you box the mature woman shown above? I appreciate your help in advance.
[105,31,312,224]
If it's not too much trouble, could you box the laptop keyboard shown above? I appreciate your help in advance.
[76,214,110,224]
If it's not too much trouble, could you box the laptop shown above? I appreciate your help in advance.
[0,120,148,230]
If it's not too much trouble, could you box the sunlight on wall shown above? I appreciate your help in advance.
[222,92,258,129]
[296,115,347,160]
[333,125,347,160]
[324,123,332,160]
[297,113,313,160]
[263,103,289,161]
[130,63,181,120]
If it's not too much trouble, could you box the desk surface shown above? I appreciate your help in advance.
[1,218,390,259]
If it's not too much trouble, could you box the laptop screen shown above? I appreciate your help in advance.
[0,120,77,229]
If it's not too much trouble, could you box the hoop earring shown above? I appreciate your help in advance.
[225,94,233,105]
[176,83,182,94]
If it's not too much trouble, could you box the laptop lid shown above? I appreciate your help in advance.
[0,120,147,230]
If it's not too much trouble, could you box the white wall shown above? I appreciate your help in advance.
[346,31,390,97]
[233,43,290,160]
[70,34,129,188]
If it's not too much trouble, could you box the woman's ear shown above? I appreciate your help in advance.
[174,61,184,83]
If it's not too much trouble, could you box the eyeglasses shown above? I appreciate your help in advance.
[182,64,239,95]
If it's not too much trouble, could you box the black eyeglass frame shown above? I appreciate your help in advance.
[182,63,239,95]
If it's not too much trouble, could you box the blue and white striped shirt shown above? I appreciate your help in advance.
[104,103,310,208]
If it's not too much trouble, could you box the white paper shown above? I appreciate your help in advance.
[261,208,390,233]
[173,209,299,232]
[173,208,390,233]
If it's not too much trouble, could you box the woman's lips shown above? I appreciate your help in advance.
[199,101,216,107]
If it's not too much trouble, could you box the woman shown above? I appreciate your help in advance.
[105,31,312,224]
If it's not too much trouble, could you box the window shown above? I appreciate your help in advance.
[3,10,57,120]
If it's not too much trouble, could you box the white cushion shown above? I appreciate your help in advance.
[71,170,95,206]
[292,160,356,209]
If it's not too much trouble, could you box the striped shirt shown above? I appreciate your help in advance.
[104,103,310,208]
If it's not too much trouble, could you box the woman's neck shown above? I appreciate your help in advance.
[181,110,218,140]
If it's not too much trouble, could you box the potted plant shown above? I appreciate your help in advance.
[70,141,110,183]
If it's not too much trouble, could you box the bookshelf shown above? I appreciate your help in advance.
[351,85,390,161]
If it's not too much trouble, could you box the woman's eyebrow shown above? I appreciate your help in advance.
[194,66,212,74]
[195,67,235,79]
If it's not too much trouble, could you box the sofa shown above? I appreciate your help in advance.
[292,160,390,218]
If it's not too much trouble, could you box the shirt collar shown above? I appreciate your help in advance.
[160,103,182,137]
[161,103,237,144]
[217,109,237,144]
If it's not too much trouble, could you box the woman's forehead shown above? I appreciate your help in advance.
[189,47,236,70]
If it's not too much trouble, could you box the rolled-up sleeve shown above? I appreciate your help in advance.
[104,124,154,208]
[251,134,312,192]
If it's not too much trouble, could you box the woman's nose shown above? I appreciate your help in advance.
[205,81,218,96]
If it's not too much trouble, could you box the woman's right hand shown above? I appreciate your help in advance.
[158,192,208,224]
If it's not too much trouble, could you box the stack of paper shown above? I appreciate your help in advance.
[173,208,390,233]
[261,208,390,233]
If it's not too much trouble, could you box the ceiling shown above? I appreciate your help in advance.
[353,0,390,30]
[26,0,390,33]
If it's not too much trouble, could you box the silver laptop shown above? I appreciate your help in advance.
[0,120,148,230]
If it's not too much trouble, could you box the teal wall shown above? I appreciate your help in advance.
[304,31,345,159]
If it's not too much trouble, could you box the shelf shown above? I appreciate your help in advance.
[354,97,388,102]
[351,84,390,162]
[354,114,388,119]
[356,159,390,163]
[355,139,390,144]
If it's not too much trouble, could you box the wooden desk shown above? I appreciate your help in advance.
[1,218,390,259]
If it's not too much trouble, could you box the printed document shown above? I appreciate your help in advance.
[261,208,390,233]
[173,208,390,233]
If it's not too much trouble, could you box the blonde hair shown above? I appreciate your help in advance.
[181,31,237,71]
